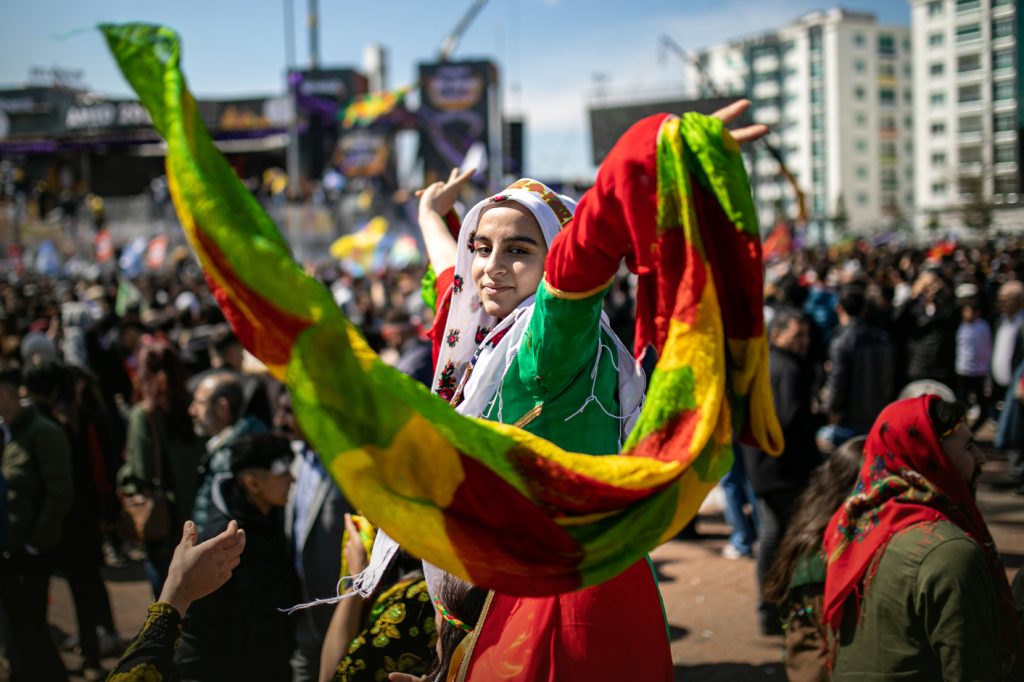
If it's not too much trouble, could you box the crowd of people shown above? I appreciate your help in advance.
[2,106,1024,681]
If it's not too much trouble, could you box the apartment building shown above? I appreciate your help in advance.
[911,0,1021,230]
[684,9,915,233]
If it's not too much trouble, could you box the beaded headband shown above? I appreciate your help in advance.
[432,595,474,634]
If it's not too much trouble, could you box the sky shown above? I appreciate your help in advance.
[1,0,910,180]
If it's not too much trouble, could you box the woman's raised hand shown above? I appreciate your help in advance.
[710,99,769,146]
[417,167,476,219]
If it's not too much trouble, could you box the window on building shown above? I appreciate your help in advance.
[881,141,898,158]
[881,171,899,189]
[956,0,981,11]
[904,62,913,77]
[813,195,826,213]
[932,151,947,166]
[878,34,896,56]
[811,88,823,104]
[927,0,943,15]
[853,59,866,74]
[930,62,945,76]
[931,92,946,106]
[960,115,983,133]
[960,146,983,163]
[880,87,897,106]
[857,193,869,206]
[995,176,1018,195]
[852,32,865,48]
[812,114,824,131]
[784,66,798,78]
[993,0,1013,7]
[811,32,823,51]
[929,32,945,46]
[856,112,868,126]
[903,38,912,53]
[855,85,866,100]
[994,81,1014,100]
[994,50,1014,70]
[905,115,913,129]
[994,112,1016,131]
[856,166,868,179]
[880,115,896,130]
[812,143,825,159]
[956,25,982,43]
[879,62,897,78]
[958,54,982,72]
[993,18,1014,39]
[932,121,947,135]
[782,40,796,52]
[810,61,822,78]
[856,139,869,153]
[995,144,1016,163]
[959,84,982,103]
[932,182,948,195]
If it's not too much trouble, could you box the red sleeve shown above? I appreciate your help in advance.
[429,266,455,370]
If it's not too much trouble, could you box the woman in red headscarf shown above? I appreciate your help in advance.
[823,395,1022,680]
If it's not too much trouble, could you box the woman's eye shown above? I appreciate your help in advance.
[474,245,490,255]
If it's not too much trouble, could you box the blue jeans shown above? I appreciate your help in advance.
[721,456,758,555]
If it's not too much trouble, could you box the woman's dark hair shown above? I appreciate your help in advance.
[135,340,195,443]
[927,398,967,440]
[763,437,866,605]
[432,576,488,679]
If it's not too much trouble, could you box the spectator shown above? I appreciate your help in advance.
[954,290,992,423]
[108,519,246,681]
[821,282,895,446]
[277,390,352,682]
[895,271,957,385]
[0,361,73,682]
[741,308,821,635]
[991,279,1024,486]
[319,516,437,682]
[175,432,298,681]
[23,360,119,680]
[825,397,1022,679]
[118,341,203,597]
[187,330,273,427]
[188,370,266,533]
[379,309,433,387]
[762,437,865,682]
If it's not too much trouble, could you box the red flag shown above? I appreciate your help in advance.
[146,235,168,270]
[95,229,114,263]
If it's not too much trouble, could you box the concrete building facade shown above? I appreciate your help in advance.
[684,9,915,233]
[911,0,1022,231]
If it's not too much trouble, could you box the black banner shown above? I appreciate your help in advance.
[417,60,499,186]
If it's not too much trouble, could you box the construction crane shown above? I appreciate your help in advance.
[439,0,490,62]
[658,35,808,226]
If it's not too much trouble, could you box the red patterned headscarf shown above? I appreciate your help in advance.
[822,395,1021,667]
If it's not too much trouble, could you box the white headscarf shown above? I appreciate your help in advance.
[431,178,644,436]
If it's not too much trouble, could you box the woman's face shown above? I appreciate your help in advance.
[470,203,547,320]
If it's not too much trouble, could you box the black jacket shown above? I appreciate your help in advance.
[174,476,298,682]
[824,318,896,431]
[743,346,821,495]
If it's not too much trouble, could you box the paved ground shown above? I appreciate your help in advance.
[39,453,1024,682]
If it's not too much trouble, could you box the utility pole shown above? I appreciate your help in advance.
[308,0,320,69]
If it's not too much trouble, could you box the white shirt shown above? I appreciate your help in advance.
[991,311,1024,386]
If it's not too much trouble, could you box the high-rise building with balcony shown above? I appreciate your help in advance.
[683,9,915,233]
[911,0,1021,230]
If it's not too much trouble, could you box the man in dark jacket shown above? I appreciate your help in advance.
[742,308,822,634]
[0,362,73,681]
[189,371,266,533]
[823,283,896,441]
[175,432,298,681]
